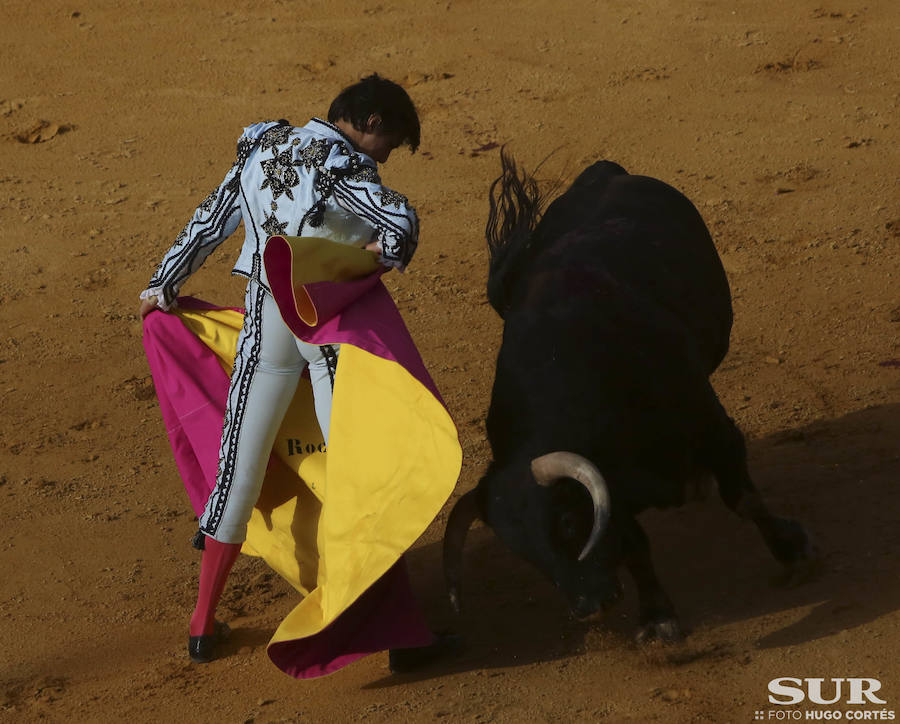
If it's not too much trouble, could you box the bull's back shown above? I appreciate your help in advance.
[524,163,733,373]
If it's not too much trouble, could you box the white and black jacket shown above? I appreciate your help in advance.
[141,118,419,309]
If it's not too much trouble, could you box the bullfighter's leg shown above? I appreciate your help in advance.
[704,407,817,581]
[621,518,683,643]
[191,283,305,660]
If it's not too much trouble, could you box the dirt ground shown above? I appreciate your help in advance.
[1,0,898,721]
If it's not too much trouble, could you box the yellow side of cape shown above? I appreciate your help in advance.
[267,235,380,326]
[176,303,461,644]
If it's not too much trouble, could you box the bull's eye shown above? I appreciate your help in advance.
[546,480,594,558]
[552,508,591,558]
[557,511,580,540]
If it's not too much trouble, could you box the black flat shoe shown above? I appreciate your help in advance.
[389,632,463,674]
[188,621,230,663]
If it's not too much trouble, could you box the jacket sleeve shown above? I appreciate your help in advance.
[327,153,419,271]
[140,125,273,309]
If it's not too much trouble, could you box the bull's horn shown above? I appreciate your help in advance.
[442,489,481,614]
[531,452,610,562]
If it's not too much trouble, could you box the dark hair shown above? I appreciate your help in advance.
[328,73,420,152]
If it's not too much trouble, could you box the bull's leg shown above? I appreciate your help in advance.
[621,518,683,643]
[705,409,817,582]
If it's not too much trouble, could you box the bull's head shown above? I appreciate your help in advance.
[443,452,623,619]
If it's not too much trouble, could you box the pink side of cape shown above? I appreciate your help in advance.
[263,238,444,403]
[141,295,434,679]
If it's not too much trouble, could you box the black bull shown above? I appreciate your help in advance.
[443,154,816,641]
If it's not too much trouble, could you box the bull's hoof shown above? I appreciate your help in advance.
[770,524,820,587]
[635,618,684,645]
[768,518,818,566]
[771,555,821,588]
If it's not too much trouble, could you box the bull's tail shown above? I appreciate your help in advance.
[485,150,545,316]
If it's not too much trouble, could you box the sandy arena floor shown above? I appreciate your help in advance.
[1,0,898,721]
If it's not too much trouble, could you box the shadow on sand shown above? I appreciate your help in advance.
[364,403,899,686]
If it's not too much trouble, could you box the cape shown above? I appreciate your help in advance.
[142,236,462,678]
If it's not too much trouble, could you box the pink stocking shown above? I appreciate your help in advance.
[189,538,242,637]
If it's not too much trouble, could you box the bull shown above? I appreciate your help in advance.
[443,153,815,641]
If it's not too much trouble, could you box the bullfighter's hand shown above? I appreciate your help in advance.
[140,297,162,318]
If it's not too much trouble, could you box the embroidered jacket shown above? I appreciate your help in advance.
[142,118,419,309]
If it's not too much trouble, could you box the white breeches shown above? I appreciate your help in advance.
[199,279,339,543]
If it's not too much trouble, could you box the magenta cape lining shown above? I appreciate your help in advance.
[142,295,437,678]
